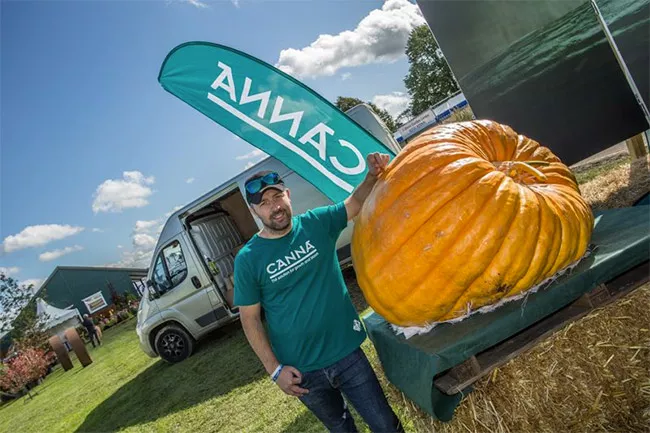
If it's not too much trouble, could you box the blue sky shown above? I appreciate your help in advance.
[1,0,421,289]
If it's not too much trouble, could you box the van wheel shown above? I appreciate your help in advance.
[155,325,194,363]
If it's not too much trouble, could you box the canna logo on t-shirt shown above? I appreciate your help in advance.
[266,240,319,283]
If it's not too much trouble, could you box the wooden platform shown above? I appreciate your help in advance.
[433,260,649,396]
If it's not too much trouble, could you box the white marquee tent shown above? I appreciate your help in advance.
[36,298,82,341]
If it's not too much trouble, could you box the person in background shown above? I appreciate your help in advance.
[235,153,404,433]
[82,314,101,348]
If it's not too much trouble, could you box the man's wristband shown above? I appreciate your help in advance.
[271,364,284,382]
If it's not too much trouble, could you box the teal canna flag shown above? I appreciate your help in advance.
[158,41,395,203]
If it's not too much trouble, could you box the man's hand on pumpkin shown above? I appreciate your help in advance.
[367,152,390,177]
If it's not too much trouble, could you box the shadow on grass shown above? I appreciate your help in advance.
[280,409,324,433]
[75,321,265,433]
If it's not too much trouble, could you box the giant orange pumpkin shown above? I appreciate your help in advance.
[351,120,594,327]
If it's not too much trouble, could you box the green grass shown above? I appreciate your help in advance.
[573,154,630,184]
[0,318,421,433]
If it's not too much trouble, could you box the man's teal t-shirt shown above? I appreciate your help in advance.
[233,202,366,372]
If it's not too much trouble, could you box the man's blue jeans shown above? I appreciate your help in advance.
[298,347,403,433]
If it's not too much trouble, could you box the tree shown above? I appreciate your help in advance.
[0,347,51,399]
[335,96,398,133]
[108,281,126,310]
[0,274,49,350]
[404,25,460,117]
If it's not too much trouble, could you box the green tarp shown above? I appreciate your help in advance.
[635,193,650,206]
[363,205,650,422]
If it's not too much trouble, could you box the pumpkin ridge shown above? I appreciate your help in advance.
[549,190,580,267]
[383,146,475,194]
[365,160,492,277]
[387,142,459,173]
[545,186,588,267]
[501,184,542,284]
[455,124,495,160]
[362,160,471,250]
[535,192,565,279]
[351,224,392,319]
[377,146,476,211]
[485,122,511,161]
[373,170,503,320]
[491,123,517,161]
[427,123,492,160]
[541,163,580,191]
[439,175,523,319]
[363,157,490,272]
[482,181,533,285]
[570,189,594,253]
[542,192,574,275]
[506,189,553,296]
[393,171,510,324]
[513,135,540,161]
[351,242,394,321]
[531,146,561,163]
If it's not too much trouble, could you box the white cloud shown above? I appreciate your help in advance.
[112,202,192,268]
[39,245,84,262]
[112,249,154,269]
[92,171,155,213]
[231,0,240,7]
[233,135,241,141]
[21,278,44,293]
[236,149,267,160]
[186,177,195,184]
[186,0,208,8]
[341,72,352,81]
[244,161,256,170]
[2,224,84,253]
[92,228,104,233]
[133,234,156,250]
[276,0,424,79]
[0,267,20,277]
[372,92,411,118]
[134,219,160,234]
[117,223,162,268]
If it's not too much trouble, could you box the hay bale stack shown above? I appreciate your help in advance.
[433,282,650,433]
[578,155,649,210]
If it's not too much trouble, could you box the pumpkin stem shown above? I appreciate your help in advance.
[492,161,548,183]
[512,162,548,182]
[526,160,551,167]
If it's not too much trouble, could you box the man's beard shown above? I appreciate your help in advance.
[263,207,292,233]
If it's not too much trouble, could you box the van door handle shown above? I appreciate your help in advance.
[191,276,202,289]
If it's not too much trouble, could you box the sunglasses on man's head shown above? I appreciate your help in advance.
[245,172,281,194]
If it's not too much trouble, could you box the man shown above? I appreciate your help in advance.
[234,152,403,433]
[81,314,101,348]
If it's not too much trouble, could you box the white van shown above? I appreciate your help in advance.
[135,104,401,363]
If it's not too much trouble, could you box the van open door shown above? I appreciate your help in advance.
[184,185,259,312]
